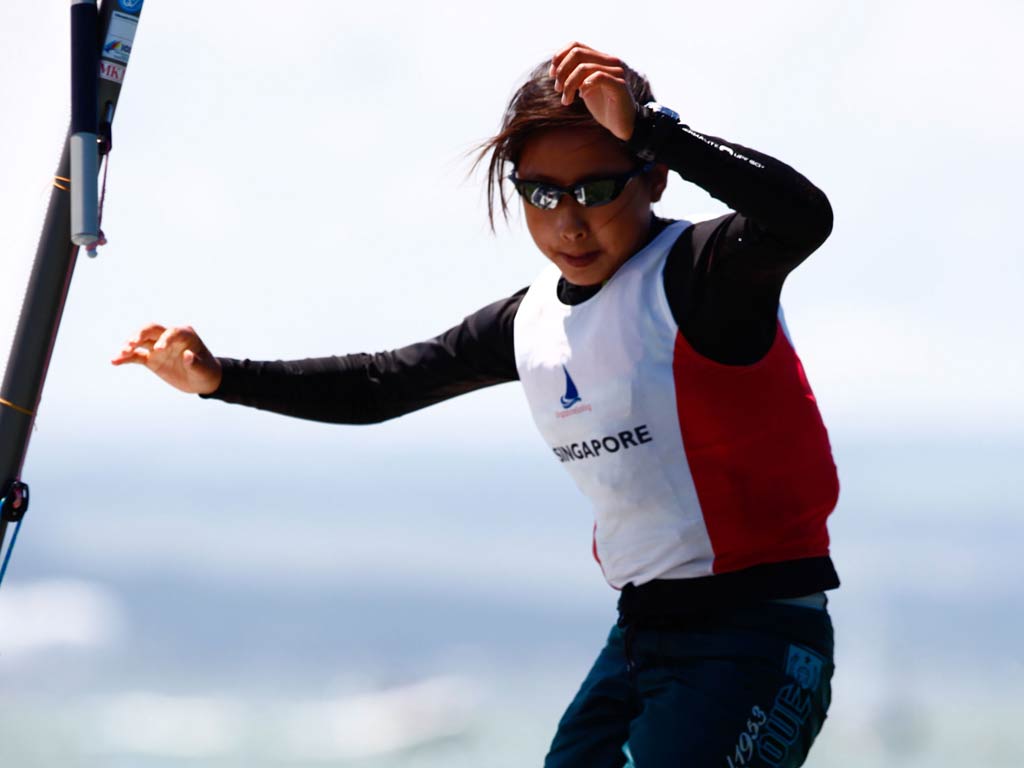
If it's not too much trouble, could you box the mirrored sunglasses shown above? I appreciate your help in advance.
[508,162,654,211]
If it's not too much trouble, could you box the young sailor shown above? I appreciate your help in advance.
[114,41,839,768]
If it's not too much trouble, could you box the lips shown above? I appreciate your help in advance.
[558,250,601,269]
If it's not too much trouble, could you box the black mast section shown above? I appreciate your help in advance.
[0,0,144,573]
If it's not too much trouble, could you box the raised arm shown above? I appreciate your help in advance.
[548,41,831,266]
[629,108,834,364]
[630,110,833,262]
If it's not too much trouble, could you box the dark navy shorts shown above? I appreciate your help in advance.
[544,600,834,768]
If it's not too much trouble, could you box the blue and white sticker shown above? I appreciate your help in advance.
[785,644,826,691]
[102,12,138,65]
[118,0,143,12]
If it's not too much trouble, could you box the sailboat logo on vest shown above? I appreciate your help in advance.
[556,366,592,418]
[559,366,582,408]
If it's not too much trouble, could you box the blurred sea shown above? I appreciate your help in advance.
[1,435,1021,767]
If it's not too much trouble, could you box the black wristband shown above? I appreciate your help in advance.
[626,102,681,162]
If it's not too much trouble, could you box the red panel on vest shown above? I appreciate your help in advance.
[672,322,839,574]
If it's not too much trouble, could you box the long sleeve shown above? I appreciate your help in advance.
[633,117,833,257]
[629,111,834,364]
[200,289,525,424]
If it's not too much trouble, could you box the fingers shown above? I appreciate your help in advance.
[128,323,166,346]
[111,334,153,365]
[152,325,196,352]
[560,63,626,106]
[110,346,150,366]
[113,322,165,363]
[112,324,196,367]
[550,42,623,95]
[547,42,637,139]
[111,322,217,394]
[550,41,618,78]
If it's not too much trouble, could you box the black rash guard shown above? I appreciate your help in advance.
[203,114,833,427]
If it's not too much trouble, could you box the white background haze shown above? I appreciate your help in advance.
[1,2,1022,766]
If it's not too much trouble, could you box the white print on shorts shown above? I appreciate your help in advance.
[756,645,827,767]
[725,705,768,768]
[724,645,827,767]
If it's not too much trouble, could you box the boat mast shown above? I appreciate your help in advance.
[0,0,144,583]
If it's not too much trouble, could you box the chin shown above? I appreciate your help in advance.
[553,254,614,285]
[560,266,606,286]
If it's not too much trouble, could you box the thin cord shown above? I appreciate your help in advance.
[88,152,110,255]
[0,498,23,589]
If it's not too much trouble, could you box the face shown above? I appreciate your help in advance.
[515,126,668,286]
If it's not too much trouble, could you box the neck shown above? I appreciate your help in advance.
[557,214,670,304]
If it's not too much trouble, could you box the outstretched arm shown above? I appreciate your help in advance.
[113,290,524,424]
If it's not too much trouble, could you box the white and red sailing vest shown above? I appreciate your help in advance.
[513,220,839,589]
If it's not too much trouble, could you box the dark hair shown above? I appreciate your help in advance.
[472,59,655,232]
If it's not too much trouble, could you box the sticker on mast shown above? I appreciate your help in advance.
[99,61,125,84]
[103,12,138,65]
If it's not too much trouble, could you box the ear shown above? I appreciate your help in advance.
[646,163,670,202]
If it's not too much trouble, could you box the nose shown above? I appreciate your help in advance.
[555,199,588,242]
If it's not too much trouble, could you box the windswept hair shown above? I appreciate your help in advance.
[472,59,655,232]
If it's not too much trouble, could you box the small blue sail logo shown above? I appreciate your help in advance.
[559,365,583,409]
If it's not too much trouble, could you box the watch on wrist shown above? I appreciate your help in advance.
[627,101,681,162]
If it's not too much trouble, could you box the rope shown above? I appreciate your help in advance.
[86,152,111,256]
[98,151,109,226]
[0,499,23,589]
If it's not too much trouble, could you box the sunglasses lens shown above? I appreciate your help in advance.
[513,165,646,210]
[514,181,562,210]
[576,179,618,207]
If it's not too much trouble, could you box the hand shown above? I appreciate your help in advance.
[550,42,637,141]
[111,323,223,395]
